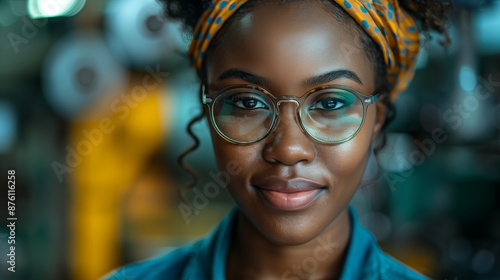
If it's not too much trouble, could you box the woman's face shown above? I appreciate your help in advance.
[206,1,386,245]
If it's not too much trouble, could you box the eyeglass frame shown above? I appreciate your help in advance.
[202,84,382,145]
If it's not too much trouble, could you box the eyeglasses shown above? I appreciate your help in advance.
[202,84,381,144]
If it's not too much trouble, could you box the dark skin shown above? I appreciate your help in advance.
[204,2,387,279]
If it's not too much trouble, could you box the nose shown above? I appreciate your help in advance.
[263,101,315,165]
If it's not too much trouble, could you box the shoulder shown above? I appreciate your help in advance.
[345,207,432,280]
[378,252,432,280]
[101,207,239,280]
[100,242,198,280]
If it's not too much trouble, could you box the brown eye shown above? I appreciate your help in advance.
[310,95,348,111]
[231,94,269,110]
[320,98,342,110]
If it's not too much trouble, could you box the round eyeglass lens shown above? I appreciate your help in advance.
[300,88,364,143]
[212,87,275,143]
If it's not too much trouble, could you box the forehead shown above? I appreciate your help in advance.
[206,1,375,95]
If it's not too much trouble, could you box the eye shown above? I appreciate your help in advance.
[310,96,346,111]
[231,93,269,110]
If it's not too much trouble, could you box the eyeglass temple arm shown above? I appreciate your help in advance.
[364,91,382,104]
[201,85,213,104]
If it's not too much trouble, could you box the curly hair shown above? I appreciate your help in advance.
[160,0,451,202]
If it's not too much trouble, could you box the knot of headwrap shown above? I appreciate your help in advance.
[188,0,421,100]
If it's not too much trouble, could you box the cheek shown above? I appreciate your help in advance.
[317,105,376,184]
[209,124,260,186]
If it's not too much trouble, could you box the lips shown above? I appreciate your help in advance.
[254,177,326,211]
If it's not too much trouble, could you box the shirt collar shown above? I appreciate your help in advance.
[180,207,237,280]
[339,206,381,280]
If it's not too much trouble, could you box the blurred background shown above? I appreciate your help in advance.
[0,0,499,279]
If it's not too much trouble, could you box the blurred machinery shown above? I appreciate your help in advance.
[38,0,184,278]
[375,1,500,279]
[68,78,168,280]
[105,0,187,68]
[42,31,128,120]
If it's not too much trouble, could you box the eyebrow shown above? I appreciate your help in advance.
[216,68,363,88]
[302,69,363,88]
[217,69,270,86]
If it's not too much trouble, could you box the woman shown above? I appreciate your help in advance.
[104,0,449,279]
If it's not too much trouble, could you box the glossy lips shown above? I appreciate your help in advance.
[254,177,326,211]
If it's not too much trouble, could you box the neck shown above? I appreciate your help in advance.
[226,208,352,280]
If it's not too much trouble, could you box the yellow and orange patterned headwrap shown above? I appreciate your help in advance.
[188,0,421,100]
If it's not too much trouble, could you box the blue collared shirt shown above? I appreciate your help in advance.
[102,207,430,280]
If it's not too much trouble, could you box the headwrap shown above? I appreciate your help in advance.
[188,0,421,100]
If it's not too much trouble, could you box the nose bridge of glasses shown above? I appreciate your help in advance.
[273,97,302,133]
[275,96,300,111]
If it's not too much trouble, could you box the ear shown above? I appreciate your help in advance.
[371,97,388,142]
